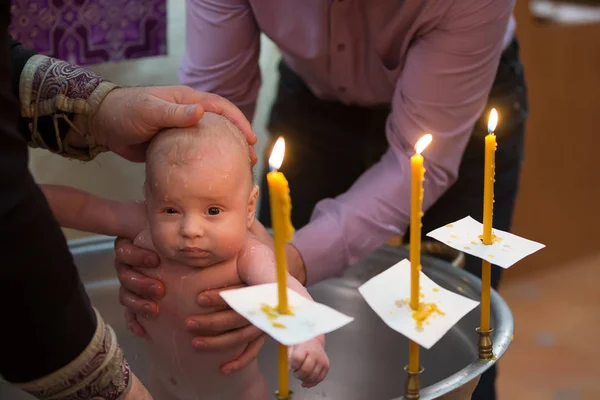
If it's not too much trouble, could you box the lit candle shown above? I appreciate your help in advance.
[266,137,295,397]
[481,109,498,332]
[408,133,432,373]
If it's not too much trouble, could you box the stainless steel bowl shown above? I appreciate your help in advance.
[1,235,513,399]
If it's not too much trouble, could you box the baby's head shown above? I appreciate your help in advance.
[144,112,258,267]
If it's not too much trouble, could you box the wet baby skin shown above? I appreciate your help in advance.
[41,113,329,400]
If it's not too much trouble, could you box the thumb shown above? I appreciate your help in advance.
[154,102,205,128]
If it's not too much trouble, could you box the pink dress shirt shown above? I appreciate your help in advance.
[180,0,516,285]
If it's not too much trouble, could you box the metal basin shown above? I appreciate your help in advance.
[1,235,513,399]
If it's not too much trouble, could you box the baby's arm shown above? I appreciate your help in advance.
[238,236,329,388]
[40,184,145,240]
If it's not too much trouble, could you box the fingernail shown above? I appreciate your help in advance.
[197,294,210,305]
[192,339,207,349]
[145,256,159,267]
[186,105,199,117]
[186,320,199,330]
[143,304,155,314]
[149,285,162,297]
[222,368,231,375]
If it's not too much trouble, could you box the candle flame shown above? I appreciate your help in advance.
[488,108,498,133]
[415,134,432,155]
[269,137,286,170]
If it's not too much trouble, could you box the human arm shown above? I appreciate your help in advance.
[40,184,145,240]
[291,0,515,285]
[9,35,257,163]
[238,237,329,388]
[180,0,261,121]
[1,10,150,399]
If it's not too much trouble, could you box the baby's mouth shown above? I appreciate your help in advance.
[180,247,210,257]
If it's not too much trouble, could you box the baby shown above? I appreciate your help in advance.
[41,113,329,400]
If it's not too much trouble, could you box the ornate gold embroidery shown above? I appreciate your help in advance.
[14,309,132,400]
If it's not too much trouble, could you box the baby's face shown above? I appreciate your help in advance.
[146,151,257,268]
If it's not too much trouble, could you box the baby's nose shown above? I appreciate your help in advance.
[180,216,205,238]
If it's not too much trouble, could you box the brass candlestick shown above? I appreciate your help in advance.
[274,390,293,400]
[476,327,495,360]
[404,365,424,399]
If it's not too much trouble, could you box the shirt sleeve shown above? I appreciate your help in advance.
[292,0,515,285]
[179,0,261,121]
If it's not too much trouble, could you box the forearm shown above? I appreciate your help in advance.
[292,150,451,285]
[180,0,260,122]
[9,36,117,161]
[40,184,140,239]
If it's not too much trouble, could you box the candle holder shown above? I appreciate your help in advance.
[476,327,495,360]
[273,390,293,400]
[404,365,424,399]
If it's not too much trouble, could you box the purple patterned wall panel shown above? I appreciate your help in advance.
[10,0,167,66]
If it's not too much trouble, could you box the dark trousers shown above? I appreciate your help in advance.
[259,40,528,400]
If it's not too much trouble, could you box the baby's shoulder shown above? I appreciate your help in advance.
[237,235,275,273]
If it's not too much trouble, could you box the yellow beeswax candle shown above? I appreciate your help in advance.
[267,137,295,397]
[481,109,498,332]
[278,344,289,397]
[267,137,295,315]
[408,133,432,373]
[408,340,420,373]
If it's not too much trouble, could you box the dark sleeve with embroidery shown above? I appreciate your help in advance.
[10,37,117,161]
[8,35,74,150]
[1,25,97,384]
[1,6,130,398]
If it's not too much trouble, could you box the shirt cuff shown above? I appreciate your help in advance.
[291,209,348,286]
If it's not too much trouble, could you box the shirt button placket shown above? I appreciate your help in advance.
[330,1,349,97]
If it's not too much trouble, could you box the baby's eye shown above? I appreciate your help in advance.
[164,208,178,214]
[206,207,221,216]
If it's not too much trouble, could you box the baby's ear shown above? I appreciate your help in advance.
[247,184,260,228]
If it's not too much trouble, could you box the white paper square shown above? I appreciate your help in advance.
[358,259,479,349]
[220,283,354,346]
[426,216,546,269]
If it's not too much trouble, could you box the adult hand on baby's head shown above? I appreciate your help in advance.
[92,86,258,163]
[114,237,164,337]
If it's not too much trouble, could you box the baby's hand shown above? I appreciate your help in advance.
[289,336,329,388]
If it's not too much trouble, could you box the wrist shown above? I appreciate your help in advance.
[285,243,307,286]
[67,114,106,147]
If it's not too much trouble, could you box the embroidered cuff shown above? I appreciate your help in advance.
[19,55,119,161]
[14,308,132,400]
